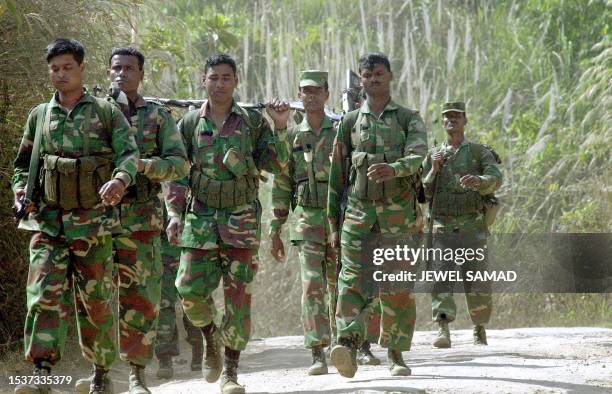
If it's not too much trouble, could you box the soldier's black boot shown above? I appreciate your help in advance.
[128,363,151,394]
[89,365,113,394]
[74,364,114,394]
[330,337,358,378]
[433,320,451,348]
[191,338,204,371]
[307,345,328,375]
[357,341,381,365]
[387,348,411,376]
[220,347,245,394]
[156,355,174,379]
[201,323,223,383]
[473,325,488,345]
[14,359,52,394]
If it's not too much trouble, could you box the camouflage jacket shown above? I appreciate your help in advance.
[166,99,289,250]
[116,95,189,233]
[327,99,428,236]
[270,115,336,243]
[422,139,502,232]
[12,91,139,240]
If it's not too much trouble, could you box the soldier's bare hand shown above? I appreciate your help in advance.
[270,232,285,263]
[167,216,183,246]
[367,163,395,183]
[99,179,126,206]
[459,174,482,189]
[14,188,25,207]
[431,152,445,173]
[265,99,290,129]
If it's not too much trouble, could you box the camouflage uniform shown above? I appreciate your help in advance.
[327,99,427,351]
[12,91,139,368]
[270,113,338,349]
[422,104,502,325]
[167,100,288,351]
[155,207,201,359]
[113,95,189,367]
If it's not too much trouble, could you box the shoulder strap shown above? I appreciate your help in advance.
[81,104,93,156]
[25,104,49,201]
[182,109,201,142]
[136,106,146,146]
[469,142,502,165]
[341,109,359,151]
[236,105,262,131]
[92,97,112,132]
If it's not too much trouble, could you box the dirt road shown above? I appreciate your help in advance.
[3,327,610,393]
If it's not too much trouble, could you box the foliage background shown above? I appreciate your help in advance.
[0,0,610,364]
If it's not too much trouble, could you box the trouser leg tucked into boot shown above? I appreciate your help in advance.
[201,323,224,383]
[473,324,488,345]
[357,341,381,365]
[74,364,114,394]
[14,359,52,394]
[191,337,204,371]
[156,355,173,379]
[307,345,328,375]
[387,348,411,376]
[128,363,151,394]
[433,320,451,348]
[220,347,245,394]
[330,337,358,378]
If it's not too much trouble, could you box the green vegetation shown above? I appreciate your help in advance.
[1,0,609,357]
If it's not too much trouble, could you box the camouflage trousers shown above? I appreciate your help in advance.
[24,232,116,367]
[364,300,381,344]
[176,243,258,351]
[114,231,162,366]
[336,226,418,351]
[155,233,201,359]
[295,240,337,349]
[431,232,492,325]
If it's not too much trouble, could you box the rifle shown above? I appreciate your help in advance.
[336,69,362,281]
[425,146,453,269]
[143,97,343,122]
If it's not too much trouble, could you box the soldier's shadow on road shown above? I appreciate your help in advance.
[241,347,310,374]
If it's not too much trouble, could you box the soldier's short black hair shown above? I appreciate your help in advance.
[205,53,237,75]
[109,47,145,70]
[46,38,85,64]
[358,52,391,73]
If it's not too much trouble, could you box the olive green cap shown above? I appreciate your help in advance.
[299,70,328,88]
[442,101,466,114]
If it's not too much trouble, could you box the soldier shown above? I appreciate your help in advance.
[327,52,428,378]
[166,53,289,394]
[12,39,139,394]
[155,201,203,379]
[269,70,338,375]
[422,102,502,348]
[72,46,189,394]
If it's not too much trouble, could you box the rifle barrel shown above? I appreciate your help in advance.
[143,97,342,121]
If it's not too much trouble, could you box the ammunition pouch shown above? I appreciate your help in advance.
[294,180,328,209]
[191,167,258,209]
[123,173,161,203]
[434,190,485,217]
[42,154,113,210]
[349,150,409,201]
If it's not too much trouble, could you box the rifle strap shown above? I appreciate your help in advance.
[136,106,146,147]
[81,104,93,156]
[25,104,50,201]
